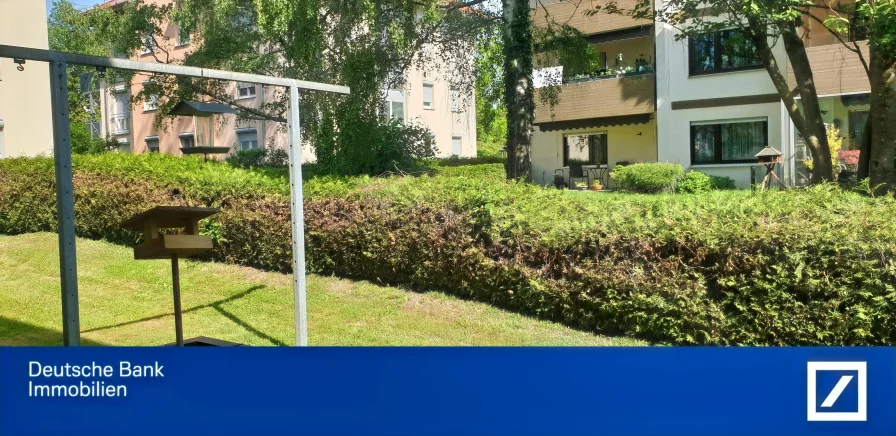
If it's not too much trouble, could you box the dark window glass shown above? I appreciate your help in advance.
[691,120,768,164]
[690,29,762,75]
[563,133,608,166]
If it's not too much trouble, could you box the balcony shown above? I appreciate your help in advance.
[534,70,655,125]
[532,0,653,35]
[787,41,870,96]
[109,114,131,135]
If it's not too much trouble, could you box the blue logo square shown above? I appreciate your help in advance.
[815,369,860,413]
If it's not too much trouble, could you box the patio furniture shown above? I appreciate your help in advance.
[584,164,610,187]
[555,163,589,189]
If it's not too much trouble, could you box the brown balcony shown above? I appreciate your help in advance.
[532,0,653,35]
[787,41,870,96]
[534,72,655,125]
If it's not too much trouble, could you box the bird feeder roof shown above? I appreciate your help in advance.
[755,146,783,158]
[168,101,236,116]
[121,206,220,229]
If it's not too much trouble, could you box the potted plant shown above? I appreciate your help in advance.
[589,182,603,191]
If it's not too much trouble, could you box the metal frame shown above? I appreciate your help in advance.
[0,44,350,347]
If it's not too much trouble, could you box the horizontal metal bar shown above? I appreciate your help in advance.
[0,45,350,95]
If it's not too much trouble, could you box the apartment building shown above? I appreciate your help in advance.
[531,0,869,188]
[0,0,54,158]
[97,0,476,161]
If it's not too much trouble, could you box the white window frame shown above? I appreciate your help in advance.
[179,132,195,148]
[142,81,159,112]
[450,89,461,113]
[422,82,434,110]
[176,24,191,46]
[145,136,160,153]
[237,82,257,100]
[141,33,154,55]
[237,128,260,150]
[451,135,462,157]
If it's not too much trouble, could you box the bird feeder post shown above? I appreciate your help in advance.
[121,206,220,346]
[755,146,785,191]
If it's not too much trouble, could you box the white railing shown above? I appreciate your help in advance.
[109,114,131,135]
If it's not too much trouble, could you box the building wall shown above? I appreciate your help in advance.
[654,7,790,188]
[101,0,475,162]
[0,0,53,158]
[404,59,477,158]
[531,119,657,186]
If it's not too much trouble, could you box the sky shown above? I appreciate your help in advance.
[45,0,104,15]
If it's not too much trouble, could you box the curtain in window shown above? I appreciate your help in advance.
[692,125,715,162]
[721,122,765,161]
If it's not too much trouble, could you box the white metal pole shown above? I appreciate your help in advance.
[49,60,81,346]
[287,86,308,346]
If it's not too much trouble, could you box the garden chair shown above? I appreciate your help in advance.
[567,163,588,189]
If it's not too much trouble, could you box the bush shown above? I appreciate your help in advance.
[3,154,896,346]
[314,116,436,176]
[611,163,684,193]
[227,147,290,169]
[677,171,737,194]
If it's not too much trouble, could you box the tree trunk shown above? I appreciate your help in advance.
[857,114,872,180]
[781,24,834,183]
[502,0,533,181]
[868,46,896,194]
[745,19,832,184]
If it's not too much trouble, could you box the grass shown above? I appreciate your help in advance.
[0,233,643,347]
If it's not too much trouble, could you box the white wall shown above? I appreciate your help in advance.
[654,4,790,189]
[0,0,53,158]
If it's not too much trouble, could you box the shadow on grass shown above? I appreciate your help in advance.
[82,285,287,346]
[0,316,106,346]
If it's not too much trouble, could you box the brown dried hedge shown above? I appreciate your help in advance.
[2,154,895,345]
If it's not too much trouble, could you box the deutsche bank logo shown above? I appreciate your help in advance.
[807,361,867,421]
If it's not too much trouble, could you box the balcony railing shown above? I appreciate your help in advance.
[532,0,653,35]
[109,114,131,135]
[534,68,656,124]
[787,41,869,96]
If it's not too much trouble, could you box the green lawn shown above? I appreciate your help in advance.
[0,233,643,346]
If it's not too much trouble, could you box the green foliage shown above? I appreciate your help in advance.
[4,154,896,345]
[315,118,437,176]
[226,147,289,169]
[70,123,119,155]
[475,24,507,150]
[677,171,736,194]
[611,163,684,193]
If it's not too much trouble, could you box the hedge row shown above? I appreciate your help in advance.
[2,154,896,345]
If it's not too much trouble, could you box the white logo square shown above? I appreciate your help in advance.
[807,361,867,422]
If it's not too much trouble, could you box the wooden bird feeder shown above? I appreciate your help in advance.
[169,101,235,160]
[755,146,785,191]
[121,206,225,346]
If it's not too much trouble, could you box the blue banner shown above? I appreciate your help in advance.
[1,347,894,436]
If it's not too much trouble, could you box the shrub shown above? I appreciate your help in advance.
[227,147,291,169]
[611,163,684,193]
[678,171,737,193]
[3,154,896,346]
[314,116,436,176]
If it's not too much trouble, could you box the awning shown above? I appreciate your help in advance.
[536,113,653,132]
[168,101,236,116]
[586,26,653,45]
[841,93,870,107]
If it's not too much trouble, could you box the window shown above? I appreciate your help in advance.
[237,129,259,150]
[390,101,405,122]
[690,118,768,164]
[179,133,195,148]
[177,24,191,46]
[451,135,462,156]
[141,33,154,55]
[422,82,434,109]
[563,133,608,166]
[450,89,461,113]
[237,82,256,99]
[142,81,158,111]
[689,29,762,76]
[146,136,160,153]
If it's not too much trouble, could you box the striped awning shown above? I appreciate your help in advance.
[536,114,653,132]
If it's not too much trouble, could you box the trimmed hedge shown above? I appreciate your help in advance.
[2,154,896,345]
[677,171,737,194]
[611,163,684,193]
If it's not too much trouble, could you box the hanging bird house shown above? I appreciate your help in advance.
[755,146,783,165]
[169,101,235,158]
